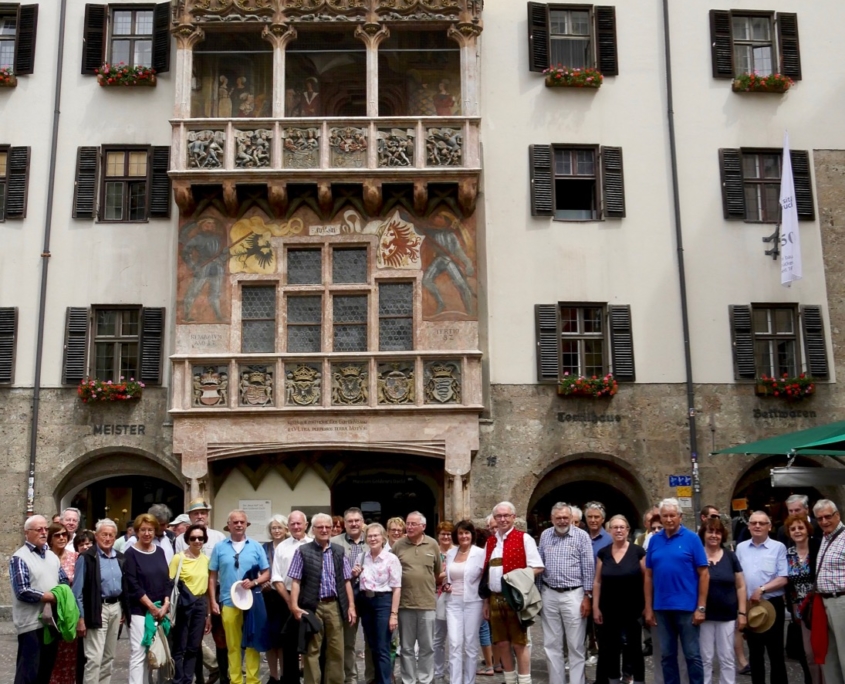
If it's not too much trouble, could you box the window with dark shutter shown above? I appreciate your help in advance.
[608,305,634,381]
[535,304,560,383]
[790,150,814,221]
[0,307,17,385]
[527,2,550,72]
[81,4,106,74]
[152,2,170,73]
[149,146,171,218]
[718,148,745,220]
[13,4,37,75]
[62,307,90,385]
[73,146,99,219]
[594,6,618,76]
[4,146,29,219]
[709,10,734,78]
[776,12,801,81]
[529,145,553,217]
[729,305,756,380]
[601,146,624,218]
[140,307,164,385]
[801,306,829,380]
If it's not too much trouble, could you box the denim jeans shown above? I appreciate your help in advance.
[655,610,703,684]
[173,598,207,684]
[361,592,394,684]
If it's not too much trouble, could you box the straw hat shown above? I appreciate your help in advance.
[231,581,254,610]
[746,599,776,633]
[187,498,212,513]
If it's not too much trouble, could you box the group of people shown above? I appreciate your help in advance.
[10,494,845,684]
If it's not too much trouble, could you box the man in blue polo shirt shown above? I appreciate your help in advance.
[645,498,709,684]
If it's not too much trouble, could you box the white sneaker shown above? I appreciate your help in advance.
[586,655,598,666]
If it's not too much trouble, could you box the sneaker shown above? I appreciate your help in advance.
[585,655,598,667]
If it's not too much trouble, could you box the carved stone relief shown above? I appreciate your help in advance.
[188,130,226,169]
[282,127,321,169]
[238,364,274,406]
[329,127,367,168]
[234,129,272,168]
[377,129,415,167]
[331,363,369,405]
[424,360,461,404]
[377,362,415,404]
[193,365,229,406]
[426,127,462,167]
[285,363,322,406]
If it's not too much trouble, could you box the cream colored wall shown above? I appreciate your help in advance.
[480,0,845,385]
[0,1,177,387]
[213,467,331,540]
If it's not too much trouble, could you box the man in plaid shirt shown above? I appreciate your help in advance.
[815,499,845,684]
[332,507,369,684]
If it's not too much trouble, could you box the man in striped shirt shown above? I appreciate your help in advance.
[815,499,845,684]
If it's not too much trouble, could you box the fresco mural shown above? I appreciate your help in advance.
[179,214,231,323]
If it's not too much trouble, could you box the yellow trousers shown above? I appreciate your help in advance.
[222,605,261,684]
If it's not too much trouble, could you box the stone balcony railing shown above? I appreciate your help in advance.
[170,351,482,413]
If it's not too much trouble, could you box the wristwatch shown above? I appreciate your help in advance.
[697,606,706,614]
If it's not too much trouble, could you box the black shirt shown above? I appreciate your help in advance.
[704,549,742,622]
[597,543,646,618]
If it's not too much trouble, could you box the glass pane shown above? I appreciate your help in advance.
[732,16,750,41]
[334,325,367,352]
[550,38,590,70]
[559,307,578,334]
[379,282,413,316]
[752,308,771,334]
[561,340,579,375]
[111,40,131,66]
[379,318,412,351]
[774,309,794,334]
[112,11,132,35]
[750,17,771,41]
[571,11,591,35]
[106,152,125,177]
[287,325,321,353]
[128,182,146,221]
[763,184,780,221]
[287,249,322,285]
[752,45,773,76]
[549,10,567,35]
[192,47,274,118]
[762,155,780,179]
[583,307,603,334]
[95,343,115,381]
[0,40,13,69]
[333,295,367,324]
[243,320,276,353]
[120,343,138,380]
[584,339,604,377]
[134,40,152,68]
[287,296,322,324]
[0,152,6,176]
[242,286,276,319]
[744,185,761,221]
[734,44,752,74]
[135,11,154,35]
[122,310,139,336]
[755,340,773,376]
[127,151,147,177]
[576,150,595,177]
[96,310,118,336]
[742,155,760,180]
[554,149,571,176]
[105,182,124,221]
[776,340,796,376]
[333,249,368,284]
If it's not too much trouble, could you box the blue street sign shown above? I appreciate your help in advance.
[669,475,691,487]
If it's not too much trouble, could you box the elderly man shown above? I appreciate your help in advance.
[736,511,788,684]
[645,498,708,684]
[392,511,442,684]
[10,515,67,684]
[538,502,595,684]
[776,494,822,545]
[585,501,612,557]
[289,512,356,684]
[332,507,370,684]
[482,502,544,684]
[813,499,845,684]
[62,507,81,544]
[73,519,127,684]
[209,510,270,684]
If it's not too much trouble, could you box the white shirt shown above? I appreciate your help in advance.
[488,527,544,594]
[271,535,310,590]
[175,527,226,558]
[445,545,486,602]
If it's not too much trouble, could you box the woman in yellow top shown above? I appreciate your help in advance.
[169,523,212,684]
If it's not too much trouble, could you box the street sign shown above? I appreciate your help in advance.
[676,486,692,497]
[669,475,692,487]
[679,497,693,509]
[732,498,748,511]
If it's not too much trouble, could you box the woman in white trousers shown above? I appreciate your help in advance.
[444,521,486,684]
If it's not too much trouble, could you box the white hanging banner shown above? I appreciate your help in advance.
[780,131,802,287]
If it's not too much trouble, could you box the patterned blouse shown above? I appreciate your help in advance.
[360,548,402,593]
[787,546,814,617]
[59,550,78,584]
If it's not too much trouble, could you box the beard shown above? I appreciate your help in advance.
[554,523,570,535]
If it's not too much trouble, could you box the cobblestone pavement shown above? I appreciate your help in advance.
[0,620,805,683]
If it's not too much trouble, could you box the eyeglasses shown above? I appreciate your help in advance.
[188,536,205,542]
[749,522,769,526]
[818,514,839,522]
[31,527,49,533]
[493,514,513,519]
[53,532,68,538]
[708,514,720,519]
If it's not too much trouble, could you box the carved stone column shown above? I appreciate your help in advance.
[452,473,466,521]
[447,23,483,117]
[262,24,298,118]
[355,23,390,118]
[173,21,205,119]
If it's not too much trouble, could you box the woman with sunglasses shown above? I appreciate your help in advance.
[169,523,211,684]
[47,522,78,684]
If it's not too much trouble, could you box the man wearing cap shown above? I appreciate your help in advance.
[170,513,191,541]
[209,510,270,684]
[813,499,845,684]
[735,511,788,684]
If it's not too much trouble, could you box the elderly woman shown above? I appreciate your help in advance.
[47,522,78,684]
[170,524,211,684]
[386,517,406,549]
[359,523,402,684]
[698,517,746,684]
[263,514,289,684]
[785,514,821,684]
[125,513,174,684]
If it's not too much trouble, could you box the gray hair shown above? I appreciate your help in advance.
[493,501,516,516]
[786,494,809,509]
[550,502,572,516]
[288,510,309,526]
[570,506,583,522]
[311,513,333,528]
[267,514,288,537]
[61,507,81,521]
[485,514,495,526]
[407,511,427,525]
[608,514,630,529]
[814,499,839,516]
[659,498,682,514]
[584,502,606,519]
[148,504,172,523]
[748,510,772,524]
[366,523,387,544]
[227,509,249,522]
[95,518,118,533]
[24,515,48,531]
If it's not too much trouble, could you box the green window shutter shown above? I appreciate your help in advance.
[777,13,801,81]
[527,2,550,73]
[81,4,106,74]
[800,306,828,380]
[152,2,171,74]
[62,307,90,385]
[72,147,99,219]
[719,149,745,220]
[729,305,755,380]
[608,305,635,381]
[709,10,734,79]
[4,146,30,219]
[14,5,38,75]
[0,307,17,385]
[601,146,625,218]
[790,150,814,221]
[140,307,165,385]
[595,6,618,76]
[535,304,559,383]
[529,145,553,217]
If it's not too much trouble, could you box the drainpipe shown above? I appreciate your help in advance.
[26,0,67,515]
[661,0,701,517]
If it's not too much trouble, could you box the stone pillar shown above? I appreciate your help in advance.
[447,23,483,117]
[355,23,390,118]
[172,21,205,119]
[262,24,298,118]
[452,473,465,521]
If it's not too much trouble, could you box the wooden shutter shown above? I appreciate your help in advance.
[719,148,745,220]
[14,5,38,75]
[527,2,549,73]
[801,306,829,380]
[608,305,635,381]
[0,307,17,385]
[595,6,618,76]
[535,304,559,383]
[729,305,756,380]
[72,147,99,219]
[62,307,89,385]
[790,149,814,221]
[81,4,106,74]
[4,146,30,219]
[152,2,171,74]
[601,146,625,218]
[777,13,801,81]
[709,9,734,79]
[149,146,171,218]
[529,145,553,217]
[140,307,165,385]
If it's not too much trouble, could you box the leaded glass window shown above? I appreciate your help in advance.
[379,282,413,351]
[287,249,322,284]
[287,296,322,352]
[333,248,368,284]
[333,295,367,352]
[242,286,276,353]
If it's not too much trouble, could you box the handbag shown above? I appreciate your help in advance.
[147,623,176,678]
[169,552,185,627]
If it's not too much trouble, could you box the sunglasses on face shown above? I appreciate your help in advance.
[189,536,205,542]
[53,532,68,538]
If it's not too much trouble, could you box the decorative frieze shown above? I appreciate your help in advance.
[426,127,462,166]
[331,363,369,405]
[238,365,275,406]
[192,365,229,406]
[329,127,368,168]
[377,361,415,405]
[378,129,415,167]
[424,360,461,404]
[187,130,226,168]
[282,127,321,168]
[285,363,322,406]
[234,129,272,168]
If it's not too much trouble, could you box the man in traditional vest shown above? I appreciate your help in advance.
[482,501,544,684]
[10,514,68,684]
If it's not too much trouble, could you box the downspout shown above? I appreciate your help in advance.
[26,0,67,515]
[661,0,701,516]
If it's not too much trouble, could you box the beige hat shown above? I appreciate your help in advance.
[230,581,254,611]
[746,599,776,633]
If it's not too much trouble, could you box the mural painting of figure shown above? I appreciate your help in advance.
[418,211,476,317]
[180,216,228,322]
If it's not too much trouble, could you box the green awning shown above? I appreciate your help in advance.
[711,420,845,456]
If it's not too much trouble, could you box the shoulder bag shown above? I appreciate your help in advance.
[148,622,176,678]
[169,552,185,627]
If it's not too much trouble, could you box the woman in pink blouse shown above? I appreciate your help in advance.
[360,523,402,684]
[48,522,78,684]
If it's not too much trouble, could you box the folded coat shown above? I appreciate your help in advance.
[501,567,542,628]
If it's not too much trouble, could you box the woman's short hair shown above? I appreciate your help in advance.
[386,517,406,532]
[73,529,95,552]
[784,514,813,540]
[267,514,289,538]
[133,513,160,534]
[436,521,455,536]
[332,515,344,529]
[607,514,630,530]
[47,523,68,548]
[698,517,729,545]
[365,523,387,544]
[451,520,477,545]
[183,523,208,546]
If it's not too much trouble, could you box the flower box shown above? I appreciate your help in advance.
[732,73,793,94]
[557,373,618,398]
[755,374,815,401]
[96,64,157,87]
[78,377,145,403]
[543,66,603,89]
[0,68,16,88]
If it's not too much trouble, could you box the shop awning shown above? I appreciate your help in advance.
[711,420,845,457]
[770,466,845,487]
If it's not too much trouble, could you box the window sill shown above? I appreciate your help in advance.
[97,75,157,88]
[0,75,16,88]
[731,79,791,94]
[544,75,602,90]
